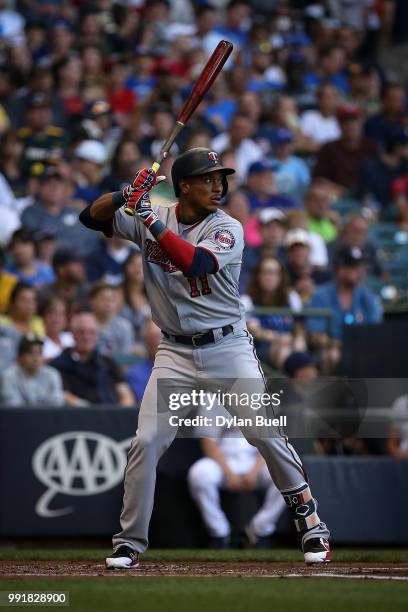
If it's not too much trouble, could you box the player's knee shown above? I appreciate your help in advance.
[188,458,219,489]
[134,430,172,457]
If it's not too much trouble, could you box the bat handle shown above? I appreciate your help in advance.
[124,120,184,216]
[123,160,162,216]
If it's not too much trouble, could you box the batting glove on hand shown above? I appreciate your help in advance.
[127,190,161,232]
[122,168,166,200]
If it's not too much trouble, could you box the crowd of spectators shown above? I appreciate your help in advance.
[1,0,408,456]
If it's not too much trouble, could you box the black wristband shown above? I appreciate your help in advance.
[112,191,126,209]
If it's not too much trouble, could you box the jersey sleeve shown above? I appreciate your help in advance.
[112,207,144,247]
[197,217,244,271]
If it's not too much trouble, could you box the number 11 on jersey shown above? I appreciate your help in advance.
[188,275,212,297]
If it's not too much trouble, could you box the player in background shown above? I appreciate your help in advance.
[79,148,331,568]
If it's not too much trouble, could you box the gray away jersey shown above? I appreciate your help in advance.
[112,202,246,335]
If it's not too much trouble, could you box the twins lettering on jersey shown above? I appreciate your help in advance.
[214,229,235,251]
[146,239,179,273]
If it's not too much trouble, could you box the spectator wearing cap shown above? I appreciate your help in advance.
[328,214,383,278]
[212,113,263,181]
[21,165,99,254]
[50,312,134,407]
[6,229,55,288]
[244,160,298,213]
[364,83,406,147]
[300,84,341,149]
[307,245,382,351]
[0,282,44,336]
[37,249,88,322]
[240,207,287,293]
[17,93,65,176]
[246,42,286,94]
[357,127,408,212]
[73,139,107,206]
[269,128,310,201]
[242,256,305,368]
[345,63,381,117]
[285,229,332,304]
[39,296,74,361]
[286,210,328,269]
[77,100,121,159]
[50,19,75,66]
[0,334,64,407]
[89,282,136,356]
[283,351,318,381]
[313,106,378,195]
[305,179,339,243]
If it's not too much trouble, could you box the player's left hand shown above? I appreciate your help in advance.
[122,168,166,200]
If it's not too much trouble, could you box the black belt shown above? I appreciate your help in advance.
[162,325,233,347]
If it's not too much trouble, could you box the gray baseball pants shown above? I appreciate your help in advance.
[112,322,329,552]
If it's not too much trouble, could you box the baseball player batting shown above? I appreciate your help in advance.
[79,148,331,568]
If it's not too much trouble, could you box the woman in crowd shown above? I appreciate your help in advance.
[0,282,44,335]
[242,256,306,368]
[39,296,74,361]
[119,251,151,341]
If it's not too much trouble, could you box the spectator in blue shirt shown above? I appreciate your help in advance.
[303,45,349,95]
[269,128,310,201]
[126,319,162,402]
[244,160,299,212]
[364,84,406,147]
[307,245,382,371]
[6,229,55,288]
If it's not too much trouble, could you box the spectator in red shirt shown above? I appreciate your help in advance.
[107,61,137,125]
[313,105,378,195]
[392,174,408,228]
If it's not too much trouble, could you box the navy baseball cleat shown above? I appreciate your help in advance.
[303,538,331,564]
[106,546,140,569]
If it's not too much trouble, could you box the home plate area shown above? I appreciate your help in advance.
[1,561,408,580]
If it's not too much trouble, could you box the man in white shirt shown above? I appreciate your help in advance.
[212,113,263,181]
[300,84,341,148]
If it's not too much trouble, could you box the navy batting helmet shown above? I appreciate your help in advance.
[171,148,235,198]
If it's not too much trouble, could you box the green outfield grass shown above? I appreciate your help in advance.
[1,549,407,612]
[0,577,407,612]
[1,547,408,563]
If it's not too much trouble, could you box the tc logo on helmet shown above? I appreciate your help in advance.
[208,151,219,163]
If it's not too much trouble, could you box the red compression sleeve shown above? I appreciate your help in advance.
[158,229,195,273]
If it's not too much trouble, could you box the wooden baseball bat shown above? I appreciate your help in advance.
[124,40,233,215]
